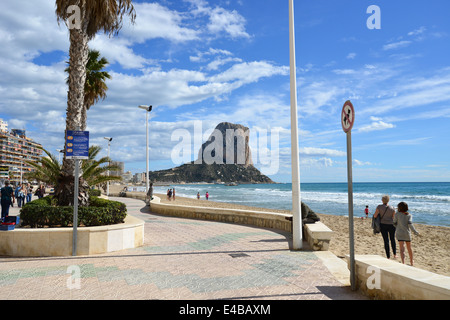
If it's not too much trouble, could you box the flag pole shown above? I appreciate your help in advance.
[289,0,303,250]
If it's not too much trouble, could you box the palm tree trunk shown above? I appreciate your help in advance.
[55,27,90,206]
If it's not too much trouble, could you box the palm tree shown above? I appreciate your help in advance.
[24,148,61,187]
[25,146,121,192]
[65,49,112,131]
[55,0,135,206]
[82,145,121,188]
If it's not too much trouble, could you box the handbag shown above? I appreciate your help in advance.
[372,206,388,234]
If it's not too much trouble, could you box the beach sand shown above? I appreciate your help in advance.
[110,185,450,277]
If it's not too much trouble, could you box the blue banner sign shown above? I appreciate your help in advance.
[66,130,89,159]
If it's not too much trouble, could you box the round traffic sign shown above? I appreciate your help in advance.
[341,100,355,133]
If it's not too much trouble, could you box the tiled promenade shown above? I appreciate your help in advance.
[0,197,367,300]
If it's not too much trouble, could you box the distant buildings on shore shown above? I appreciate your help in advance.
[0,118,43,185]
[0,118,148,187]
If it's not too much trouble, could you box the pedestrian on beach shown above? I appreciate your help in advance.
[364,205,370,219]
[173,188,175,201]
[168,189,173,201]
[205,191,209,200]
[374,195,397,259]
[394,202,420,266]
[197,192,200,200]
[166,189,170,200]
[0,181,15,222]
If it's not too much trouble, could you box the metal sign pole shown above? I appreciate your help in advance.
[66,128,89,257]
[346,131,356,291]
[341,100,356,291]
[72,158,79,256]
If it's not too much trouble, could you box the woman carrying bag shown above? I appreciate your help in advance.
[374,195,397,259]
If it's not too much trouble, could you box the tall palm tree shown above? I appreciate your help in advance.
[65,49,112,131]
[54,0,135,206]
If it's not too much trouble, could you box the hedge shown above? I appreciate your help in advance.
[19,196,127,228]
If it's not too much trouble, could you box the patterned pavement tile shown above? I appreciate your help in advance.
[0,197,367,301]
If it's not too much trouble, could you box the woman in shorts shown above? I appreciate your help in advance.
[393,202,420,266]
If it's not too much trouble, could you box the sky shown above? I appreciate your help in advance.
[1,0,450,183]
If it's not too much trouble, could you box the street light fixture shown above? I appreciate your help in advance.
[103,137,113,197]
[57,149,64,164]
[138,105,152,204]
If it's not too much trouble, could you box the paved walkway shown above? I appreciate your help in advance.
[0,197,367,300]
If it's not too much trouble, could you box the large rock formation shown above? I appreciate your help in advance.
[197,122,253,167]
[149,122,274,184]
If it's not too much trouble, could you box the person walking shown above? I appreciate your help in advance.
[394,202,420,266]
[0,181,15,222]
[374,195,397,259]
[18,184,26,208]
[26,184,33,203]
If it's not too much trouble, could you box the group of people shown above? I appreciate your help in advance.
[366,195,420,266]
[197,191,209,200]
[0,181,46,222]
[166,188,175,201]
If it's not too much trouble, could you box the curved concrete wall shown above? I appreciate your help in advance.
[148,195,293,233]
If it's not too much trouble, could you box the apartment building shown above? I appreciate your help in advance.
[0,119,43,185]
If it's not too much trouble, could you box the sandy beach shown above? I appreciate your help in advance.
[110,185,449,277]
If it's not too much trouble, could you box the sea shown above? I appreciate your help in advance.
[130,182,450,227]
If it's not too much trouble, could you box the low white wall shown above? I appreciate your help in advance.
[347,255,450,300]
[0,215,144,257]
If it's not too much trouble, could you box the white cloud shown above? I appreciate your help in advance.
[123,2,199,43]
[209,61,288,83]
[353,159,373,166]
[408,26,426,37]
[383,40,412,51]
[358,118,395,133]
[207,7,250,39]
[300,147,346,157]
[90,36,151,69]
[301,157,334,167]
[333,69,357,75]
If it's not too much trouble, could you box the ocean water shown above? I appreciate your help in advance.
[134,182,450,227]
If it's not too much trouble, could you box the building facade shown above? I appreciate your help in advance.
[0,119,43,185]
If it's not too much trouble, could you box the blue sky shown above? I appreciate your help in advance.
[0,0,449,183]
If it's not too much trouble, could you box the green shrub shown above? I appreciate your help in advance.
[20,196,127,228]
[89,189,102,197]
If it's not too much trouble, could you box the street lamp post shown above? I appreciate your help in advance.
[289,0,303,250]
[138,105,152,204]
[103,137,113,197]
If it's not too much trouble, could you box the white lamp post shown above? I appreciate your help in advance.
[289,0,303,250]
[103,137,113,197]
[138,105,152,203]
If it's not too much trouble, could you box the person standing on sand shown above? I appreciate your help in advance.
[197,192,200,200]
[394,202,420,266]
[364,205,370,219]
[205,191,209,200]
[374,195,397,259]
